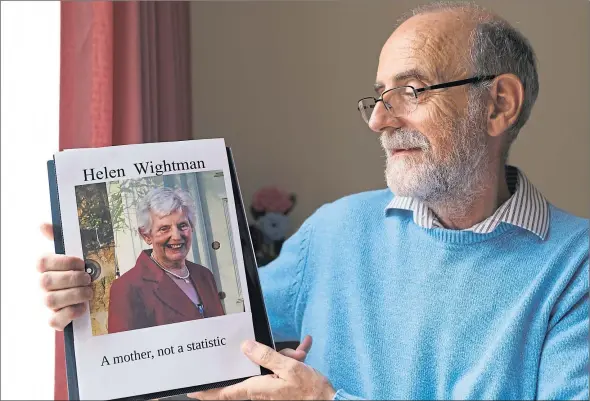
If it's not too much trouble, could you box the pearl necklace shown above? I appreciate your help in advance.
[150,255,191,284]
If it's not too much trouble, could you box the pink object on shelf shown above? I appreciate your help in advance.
[252,186,293,214]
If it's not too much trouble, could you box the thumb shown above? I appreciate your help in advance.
[40,223,54,241]
[241,340,292,375]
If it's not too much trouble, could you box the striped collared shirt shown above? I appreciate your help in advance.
[385,166,550,240]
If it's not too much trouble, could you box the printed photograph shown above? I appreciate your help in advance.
[74,170,245,336]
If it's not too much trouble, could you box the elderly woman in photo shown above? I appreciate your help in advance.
[108,187,225,334]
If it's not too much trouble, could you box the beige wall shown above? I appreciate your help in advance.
[190,0,590,233]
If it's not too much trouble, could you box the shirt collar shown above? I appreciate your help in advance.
[385,166,550,240]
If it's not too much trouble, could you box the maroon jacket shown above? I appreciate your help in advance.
[107,250,225,334]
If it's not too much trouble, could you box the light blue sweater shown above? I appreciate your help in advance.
[259,189,589,400]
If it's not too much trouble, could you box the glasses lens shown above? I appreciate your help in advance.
[358,87,418,125]
[383,86,417,117]
[358,98,376,124]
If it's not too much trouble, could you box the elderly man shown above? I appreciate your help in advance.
[107,187,225,333]
[37,2,588,400]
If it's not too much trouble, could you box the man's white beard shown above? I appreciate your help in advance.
[381,95,491,208]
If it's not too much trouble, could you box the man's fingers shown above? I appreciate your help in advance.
[279,348,307,361]
[40,270,91,291]
[40,223,54,240]
[37,253,86,273]
[43,287,93,311]
[49,303,87,331]
[278,335,313,362]
[241,340,297,376]
[297,335,312,354]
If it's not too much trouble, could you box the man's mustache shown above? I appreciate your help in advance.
[380,129,431,151]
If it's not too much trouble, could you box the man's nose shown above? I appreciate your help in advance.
[368,101,401,133]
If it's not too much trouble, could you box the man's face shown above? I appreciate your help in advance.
[141,209,193,266]
[369,14,491,203]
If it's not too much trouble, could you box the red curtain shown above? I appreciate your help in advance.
[56,1,192,398]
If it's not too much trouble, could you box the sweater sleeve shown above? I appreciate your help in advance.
[536,259,589,400]
[258,218,313,343]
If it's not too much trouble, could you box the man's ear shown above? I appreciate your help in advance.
[487,73,524,138]
[139,228,152,245]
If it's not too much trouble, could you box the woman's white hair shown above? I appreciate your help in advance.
[137,187,196,235]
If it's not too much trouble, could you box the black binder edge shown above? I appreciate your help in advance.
[47,159,80,401]
[226,147,276,363]
[46,146,275,401]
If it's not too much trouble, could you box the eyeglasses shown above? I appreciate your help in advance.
[357,75,496,125]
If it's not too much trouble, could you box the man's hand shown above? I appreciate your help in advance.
[188,339,336,400]
[278,335,312,362]
[38,223,93,330]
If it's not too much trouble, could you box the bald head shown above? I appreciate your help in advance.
[375,1,538,155]
[382,7,485,83]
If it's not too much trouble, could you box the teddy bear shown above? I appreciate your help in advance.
[248,186,296,267]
